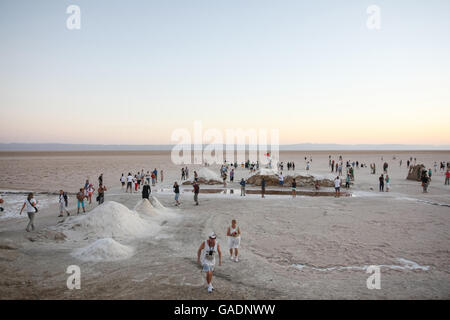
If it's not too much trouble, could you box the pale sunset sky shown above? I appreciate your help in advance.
[0,0,449,145]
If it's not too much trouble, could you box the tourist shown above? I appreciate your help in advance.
[421,174,430,193]
[97,184,107,205]
[173,181,180,206]
[58,190,69,217]
[98,173,103,186]
[142,181,151,199]
[385,175,391,192]
[445,169,450,185]
[126,173,133,193]
[136,172,142,190]
[181,168,185,180]
[161,170,164,182]
[0,195,3,212]
[278,173,284,188]
[292,179,297,198]
[345,174,350,189]
[87,184,95,204]
[76,188,86,214]
[240,178,246,196]
[227,220,241,262]
[153,168,158,183]
[261,178,266,198]
[193,181,200,205]
[334,177,341,197]
[197,232,222,293]
[379,174,385,192]
[120,174,126,189]
[19,193,38,232]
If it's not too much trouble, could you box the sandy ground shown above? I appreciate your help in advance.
[0,151,449,299]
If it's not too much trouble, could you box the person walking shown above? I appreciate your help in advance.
[445,169,450,186]
[227,220,241,262]
[239,178,246,196]
[193,181,200,205]
[173,182,180,206]
[19,193,38,232]
[142,181,151,199]
[197,232,222,293]
[58,190,69,217]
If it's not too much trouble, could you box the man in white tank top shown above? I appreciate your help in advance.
[227,219,241,262]
[197,232,222,293]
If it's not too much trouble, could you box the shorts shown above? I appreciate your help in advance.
[228,236,241,249]
[202,264,214,272]
[121,182,125,186]
[335,187,340,192]
[292,187,296,191]
[127,182,132,188]
[59,202,65,212]
[77,200,85,209]
[279,181,284,186]
[175,193,180,201]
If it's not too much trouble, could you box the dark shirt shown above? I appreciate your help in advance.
[142,185,151,198]
[193,184,200,194]
[174,185,180,193]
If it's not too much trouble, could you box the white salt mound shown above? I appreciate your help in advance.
[198,168,221,181]
[148,196,165,210]
[134,199,159,217]
[72,238,134,262]
[58,201,160,240]
[252,168,279,176]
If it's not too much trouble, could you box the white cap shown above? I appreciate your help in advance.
[209,232,217,239]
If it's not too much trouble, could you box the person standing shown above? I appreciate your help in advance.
[185,167,189,180]
[151,171,156,186]
[230,168,234,182]
[193,181,200,205]
[421,174,430,193]
[126,173,133,193]
[334,176,341,197]
[76,188,86,214]
[161,170,164,183]
[136,172,142,190]
[240,178,246,196]
[120,174,126,189]
[19,193,38,232]
[173,182,180,206]
[291,179,297,198]
[445,169,450,185]
[227,220,241,262]
[181,168,185,180]
[98,174,103,186]
[87,184,95,205]
[197,233,222,293]
[0,195,4,212]
[379,174,385,192]
[142,181,151,199]
[385,175,391,192]
[261,178,266,198]
[97,184,107,205]
[345,174,350,189]
[153,168,158,183]
[58,190,69,217]
[278,173,284,188]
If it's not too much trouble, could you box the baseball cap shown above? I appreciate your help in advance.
[209,232,217,239]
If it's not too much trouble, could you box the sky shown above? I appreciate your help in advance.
[0,0,449,145]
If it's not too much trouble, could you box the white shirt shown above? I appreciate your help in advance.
[120,176,126,182]
[201,240,218,266]
[25,198,37,213]
[334,179,341,188]
[127,175,133,183]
